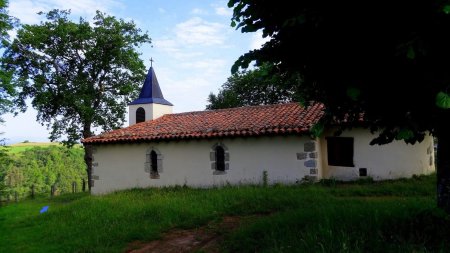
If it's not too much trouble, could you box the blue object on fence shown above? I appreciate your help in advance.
[40,206,49,214]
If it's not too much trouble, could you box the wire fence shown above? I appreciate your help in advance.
[0,179,88,204]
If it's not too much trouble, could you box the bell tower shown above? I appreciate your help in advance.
[128,60,173,125]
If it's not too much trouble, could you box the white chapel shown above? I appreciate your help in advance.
[83,66,435,195]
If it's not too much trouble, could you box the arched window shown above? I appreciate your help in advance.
[145,148,163,179]
[136,107,145,123]
[210,143,230,174]
[215,146,225,171]
[150,150,158,174]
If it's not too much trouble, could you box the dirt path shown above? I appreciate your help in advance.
[125,216,245,253]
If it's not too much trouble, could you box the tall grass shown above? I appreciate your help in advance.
[0,174,448,253]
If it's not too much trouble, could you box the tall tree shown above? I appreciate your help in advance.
[0,0,17,122]
[229,1,450,211]
[206,63,302,109]
[2,10,150,191]
[0,0,18,154]
[0,0,13,46]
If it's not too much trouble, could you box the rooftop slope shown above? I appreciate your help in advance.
[82,103,324,144]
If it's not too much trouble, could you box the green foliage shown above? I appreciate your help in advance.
[0,0,13,46]
[346,87,361,101]
[309,122,324,138]
[228,0,450,211]
[0,0,18,122]
[436,91,450,109]
[444,5,450,14]
[395,128,415,141]
[0,174,447,252]
[2,9,150,144]
[0,145,85,200]
[228,0,450,144]
[206,63,302,109]
[2,9,150,190]
[262,170,268,187]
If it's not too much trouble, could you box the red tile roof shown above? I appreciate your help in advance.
[82,103,325,144]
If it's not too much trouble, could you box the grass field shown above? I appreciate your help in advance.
[1,142,62,154]
[1,142,82,154]
[0,174,449,253]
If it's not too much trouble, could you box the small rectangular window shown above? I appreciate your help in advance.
[215,146,225,171]
[326,137,354,167]
[359,168,367,177]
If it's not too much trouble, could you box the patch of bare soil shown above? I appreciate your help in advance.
[125,216,246,253]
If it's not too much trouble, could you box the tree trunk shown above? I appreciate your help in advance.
[436,118,450,213]
[83,125,93,192]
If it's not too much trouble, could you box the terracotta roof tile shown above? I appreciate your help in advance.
[82,103,324,144]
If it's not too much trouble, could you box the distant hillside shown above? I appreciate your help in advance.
[3,142,81,154]
[10,142,60,147]
[0,143,86,201]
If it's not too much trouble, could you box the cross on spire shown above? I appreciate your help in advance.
[128,59,173,106]
[150,57,154,67]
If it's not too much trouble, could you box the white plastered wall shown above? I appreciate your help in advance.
[128,103,173,125]
[91,135,320,195]
[320,128,435,180]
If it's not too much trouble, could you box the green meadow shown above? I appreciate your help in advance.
[1,142,79,154]
[1,174,449,253]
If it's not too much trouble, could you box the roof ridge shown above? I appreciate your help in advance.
[168,102,300,117]
[82,102,325,144]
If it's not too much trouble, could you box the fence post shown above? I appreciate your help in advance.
[51,185,55,197]
[31,184,35,199]
[14,191,18,202]
[72,181,76,193]
[82,179,86,192]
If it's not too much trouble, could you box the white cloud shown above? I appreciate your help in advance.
[49,0,121,15]
[9,0,122,24]
[181,59,226,71]
[154,38,204,60]
[153,39,180,54]
[250,30,271,50]
[190,8,208,15]
[145,17,231,112]
[154,67,213,111]
[174,78,224,111]
[175,17,226,46]
[9,0,48,24]
[215,7,231,17]
[158,8,166,14]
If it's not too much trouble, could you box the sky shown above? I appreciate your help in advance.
[1,0,269,144]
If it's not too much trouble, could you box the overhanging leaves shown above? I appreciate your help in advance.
[436,91,450,109]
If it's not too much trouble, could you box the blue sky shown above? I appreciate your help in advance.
[2,0,268,144]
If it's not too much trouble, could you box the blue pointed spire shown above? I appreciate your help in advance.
[129,67,173,106]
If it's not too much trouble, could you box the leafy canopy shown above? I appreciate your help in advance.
[2,10,150,145]
[0,0,17,123]
[228,0,450,144]
[0,0,13,46]
[206,63,302,109]
[0,145,85,200]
